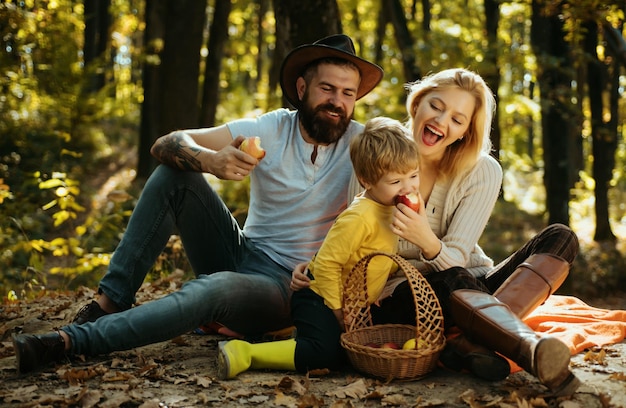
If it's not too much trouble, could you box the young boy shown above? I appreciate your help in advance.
[217,117,420,379]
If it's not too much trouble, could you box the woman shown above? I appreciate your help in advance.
[292,68,580,396]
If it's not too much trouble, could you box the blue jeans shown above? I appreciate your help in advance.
[63,165,293,356]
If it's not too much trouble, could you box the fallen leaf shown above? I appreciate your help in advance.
[76,389,103,408]
[197,391,223,404]
[102,370,135,382]
[298,393,325,407]
[329,400,356,408]
[247,394,270,404]
[98,392,131,408]
[413,397,447,407]
[193,375,213,388]
[327,378,368,399]
[276,375,308,395]
[559,401,583,408]
[308,367,331,376]
[137,399,163,408]
[274,391,297,407]
[381,393,407,406]
[584,349,607,365]
[3,385,39,403]
[61,366,105,385]
[527,396,548,407]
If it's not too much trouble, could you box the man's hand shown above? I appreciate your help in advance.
[150,128,261,180]
[206,136,261,180]
[290,262,311,291]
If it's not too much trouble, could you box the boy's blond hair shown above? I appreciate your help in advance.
[349,117,419,186]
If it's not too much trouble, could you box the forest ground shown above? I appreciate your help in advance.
[1,152,626,407]
[0,283,625,408]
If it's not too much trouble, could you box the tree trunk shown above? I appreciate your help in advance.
[530,0,573,225]
[420,0,431,32]
[137,0,165,180]
[83,0,111,93]
[589,21,621,241]
[199,0,232,127]
[158,0,208,136]
[272,0,342,107]
[483,0,501,163]
[269,0,289,102]
[255,0,269,109]
[388,0,421,82]
[374,3,389,67]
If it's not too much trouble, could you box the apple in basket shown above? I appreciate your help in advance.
[402,338,428,350]
[395,193,419,212]
[381,342,400,350]
[239,136,266,159]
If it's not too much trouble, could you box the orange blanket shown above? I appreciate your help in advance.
[501,295,626,373]
[523,295,626,354]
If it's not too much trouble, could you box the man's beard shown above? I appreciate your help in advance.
[299,96,353,145]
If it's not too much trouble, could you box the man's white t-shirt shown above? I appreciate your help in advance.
[227,108,364,271]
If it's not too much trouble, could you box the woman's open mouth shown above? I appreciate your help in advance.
[422,124,443,146]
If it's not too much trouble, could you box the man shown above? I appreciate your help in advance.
[13,34,383,373]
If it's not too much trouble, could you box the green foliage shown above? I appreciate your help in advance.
[1,0,626,301]
[0,1,142,298]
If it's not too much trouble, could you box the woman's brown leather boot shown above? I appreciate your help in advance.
[450,289,580,396]
[439,334,511,381]
[493,253,570,320]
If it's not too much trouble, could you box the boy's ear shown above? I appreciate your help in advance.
[357,176,370,190]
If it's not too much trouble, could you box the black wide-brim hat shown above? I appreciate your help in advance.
[280,34,384,108]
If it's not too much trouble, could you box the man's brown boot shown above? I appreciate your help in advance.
[12,331,68,374]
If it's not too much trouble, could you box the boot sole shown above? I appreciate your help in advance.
[11,334,26,374]
[216,341,231,380]
[534,337,580,396]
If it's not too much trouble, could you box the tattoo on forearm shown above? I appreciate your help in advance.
[155,134,204,172]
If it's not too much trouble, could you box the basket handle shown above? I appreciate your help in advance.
[342,251,444,341]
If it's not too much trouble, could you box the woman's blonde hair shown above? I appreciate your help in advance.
[350,117,419,186]
[405,68,496,180]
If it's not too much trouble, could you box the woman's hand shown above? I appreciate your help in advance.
[290,262,311,291]
[392,193,442,259]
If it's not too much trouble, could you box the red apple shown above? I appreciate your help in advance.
[395,193,420,212]
[381,342,400,350]
[239,136,266,159]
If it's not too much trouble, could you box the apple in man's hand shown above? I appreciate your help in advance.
[395,193,420,212]
[239,136,266,159]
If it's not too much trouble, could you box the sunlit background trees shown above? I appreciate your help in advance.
[1,0,625,300]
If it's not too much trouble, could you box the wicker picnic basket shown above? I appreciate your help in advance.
[340,252,445,380]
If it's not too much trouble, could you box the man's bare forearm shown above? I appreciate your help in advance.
[151,132,205,172]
